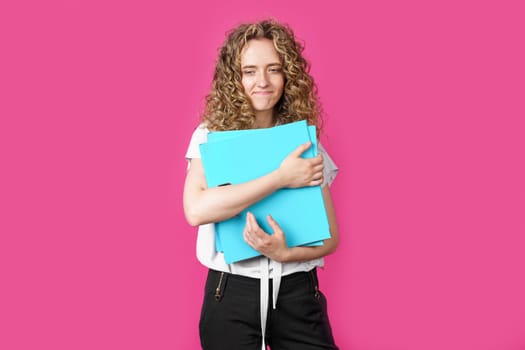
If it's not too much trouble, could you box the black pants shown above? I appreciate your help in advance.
[199,269,339,350]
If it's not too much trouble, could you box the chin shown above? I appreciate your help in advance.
[254,103,275,111]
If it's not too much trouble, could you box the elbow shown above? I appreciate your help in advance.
[326,234,339,255]
[186,215,202,227]
[327,243,338,256]
[184,205,206,227]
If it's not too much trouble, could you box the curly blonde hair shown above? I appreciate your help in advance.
[201,19,323,136]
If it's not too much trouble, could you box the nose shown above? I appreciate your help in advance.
[256,71,269,87]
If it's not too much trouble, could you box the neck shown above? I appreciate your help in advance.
[254,111,274,129]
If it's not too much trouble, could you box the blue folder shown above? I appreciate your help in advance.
[200,120,330,263]
[207,123,323,254]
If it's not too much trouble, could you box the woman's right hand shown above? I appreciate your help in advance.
[278,142,324,188]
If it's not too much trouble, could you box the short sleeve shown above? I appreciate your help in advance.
[318,143,339,187]
[185,124,209,160]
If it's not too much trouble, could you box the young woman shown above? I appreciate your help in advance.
[184,19,339,350]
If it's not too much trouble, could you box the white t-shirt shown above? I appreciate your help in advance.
[185,124,339,278]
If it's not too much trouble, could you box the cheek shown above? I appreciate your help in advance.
[275,76,284,92]
[275,81,284,98]
[241,77,253,92]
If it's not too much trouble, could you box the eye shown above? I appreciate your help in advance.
[269,67,282,73]
[243,70,255,76]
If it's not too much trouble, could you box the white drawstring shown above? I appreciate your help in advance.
[260,258,269,350]
[272,260,282,310]
[259,258,283,350]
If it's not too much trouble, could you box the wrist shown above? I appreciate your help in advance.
[271,168,287,189]
[276,247,292,263]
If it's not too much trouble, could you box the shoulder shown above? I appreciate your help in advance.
[191,123,210,141]
[189,123,211,146]
[186,123,210,160]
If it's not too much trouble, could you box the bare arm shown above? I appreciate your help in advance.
[243,184,339,262]
[183,142,324,226]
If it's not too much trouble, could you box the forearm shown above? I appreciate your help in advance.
[184,144,323,227]
[184,169,284,226]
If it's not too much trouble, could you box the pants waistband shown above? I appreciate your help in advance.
[208,268,319,294]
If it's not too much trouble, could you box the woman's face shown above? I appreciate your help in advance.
[240,38,284,120]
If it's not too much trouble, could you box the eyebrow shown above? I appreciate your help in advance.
[241,63,282,69]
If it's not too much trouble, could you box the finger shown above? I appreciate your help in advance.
[310,167,323,179]
[313,153,324,163]
[307,156,323,168]
[249,212,262,232]
[290,141,311,158]
[243,230,255,247]
[313,164,324,173]
[309,177,324,186]
[244,221,258,245]
[251,225,265,241]
[266,214,283,234]
[246,213,263,242]
[246,212,254,233]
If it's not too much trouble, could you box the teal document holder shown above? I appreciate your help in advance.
[200,121,330,263]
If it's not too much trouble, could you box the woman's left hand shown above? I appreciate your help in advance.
[243,212,290,262]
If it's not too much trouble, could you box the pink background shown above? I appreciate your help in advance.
[1,0,524,349]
